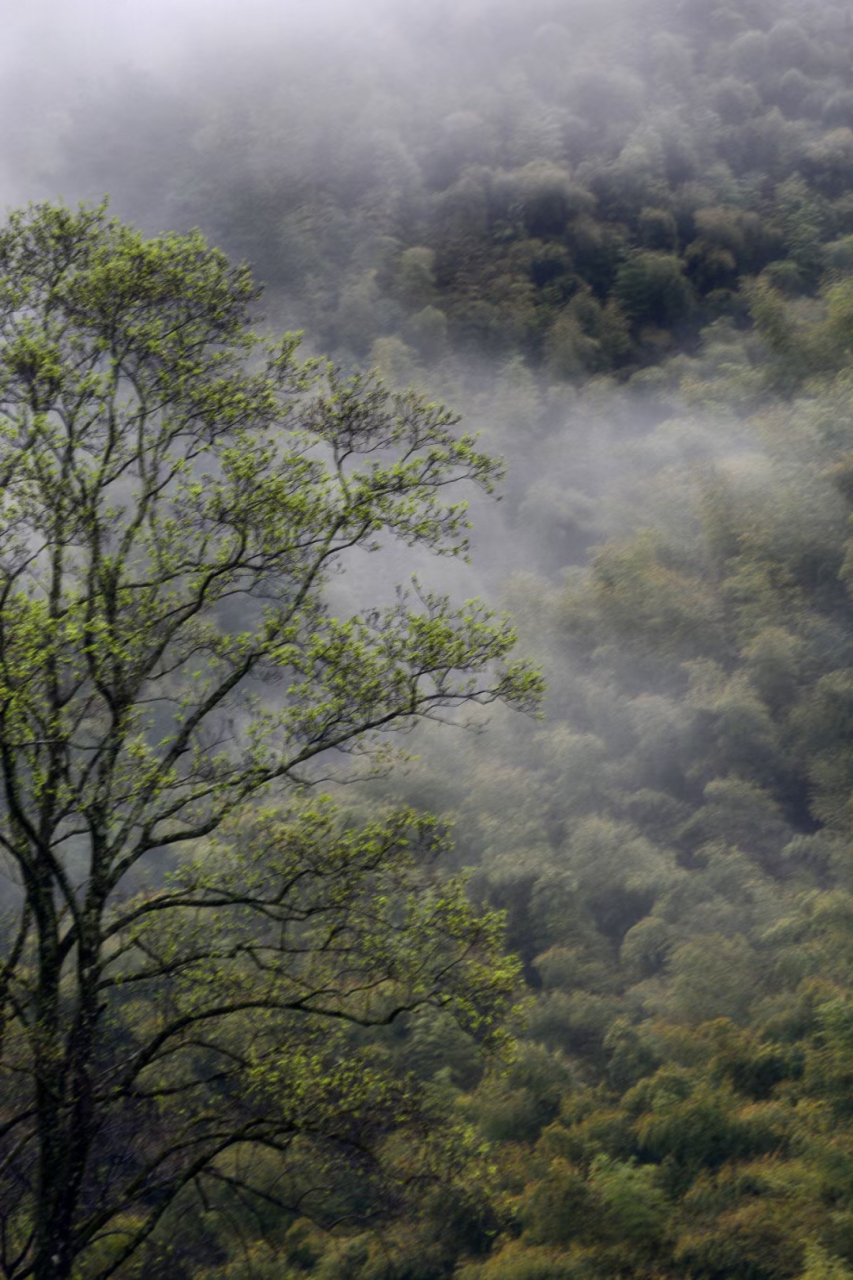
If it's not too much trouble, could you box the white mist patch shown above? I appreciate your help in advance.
[8,0,417,78]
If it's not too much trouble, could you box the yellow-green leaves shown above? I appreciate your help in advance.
[0,202,537,1278]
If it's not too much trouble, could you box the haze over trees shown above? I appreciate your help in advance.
[6,0,853,1277]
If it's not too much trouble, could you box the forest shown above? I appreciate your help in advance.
[6,0,853,1276]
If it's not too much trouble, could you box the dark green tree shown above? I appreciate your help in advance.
[613,251,694,333]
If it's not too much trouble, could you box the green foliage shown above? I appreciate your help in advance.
[0,202,540,1280]
[347,269,853,1280]
[21,3,853,1276]
[40,0,853,379]
[614,252,695,330]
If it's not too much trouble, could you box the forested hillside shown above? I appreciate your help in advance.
[7,0,853,1276]
[16,0,853,376]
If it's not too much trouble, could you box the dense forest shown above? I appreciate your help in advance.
[8,0,853,1276]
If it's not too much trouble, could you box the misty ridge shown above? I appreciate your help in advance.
[6,0,853,1276]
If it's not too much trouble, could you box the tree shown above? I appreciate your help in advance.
[613,251,694,333]
[0,202,541,1280]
